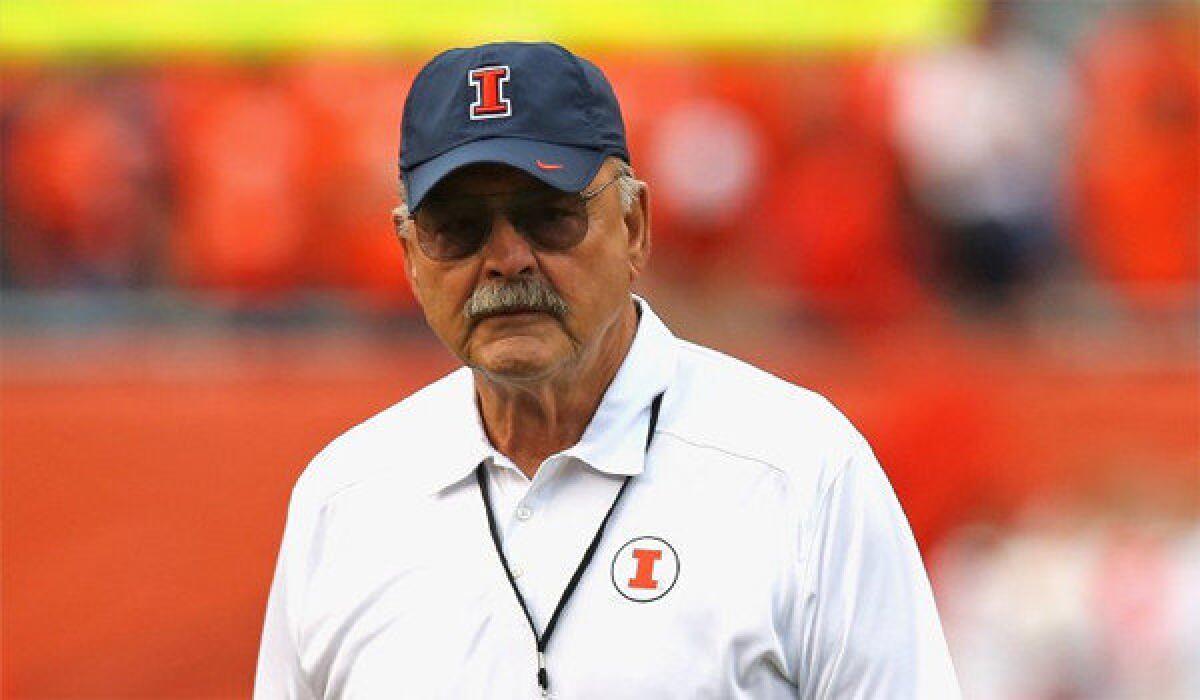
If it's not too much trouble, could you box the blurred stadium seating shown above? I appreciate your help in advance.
[1,0,1196,697]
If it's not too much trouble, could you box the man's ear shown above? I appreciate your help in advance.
[393,209,420,291]
[624,185,651,280]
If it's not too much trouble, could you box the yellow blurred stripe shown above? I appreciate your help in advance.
[0,0,977,57]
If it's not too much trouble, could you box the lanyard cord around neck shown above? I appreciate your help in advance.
[475,391,664,698]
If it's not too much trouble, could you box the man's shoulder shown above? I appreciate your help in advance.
[663,338,865,479]
[288,367,471,509]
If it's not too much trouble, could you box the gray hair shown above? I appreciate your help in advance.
[609,160,645,213]
[463,274,569,325]
[392,158,644,221]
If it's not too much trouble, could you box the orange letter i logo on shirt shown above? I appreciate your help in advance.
[627,549,662,589]
[613,536,678,602]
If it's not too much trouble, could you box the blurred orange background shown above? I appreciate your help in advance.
[2,1,1197,698]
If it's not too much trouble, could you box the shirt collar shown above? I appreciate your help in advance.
[425,294,676,494]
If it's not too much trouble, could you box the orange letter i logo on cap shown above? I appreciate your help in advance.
[468,65,512,120]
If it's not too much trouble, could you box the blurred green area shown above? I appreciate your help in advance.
[0,0,977,56]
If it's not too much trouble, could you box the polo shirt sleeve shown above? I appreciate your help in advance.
[793,437,960,699]
[254,485,320,700]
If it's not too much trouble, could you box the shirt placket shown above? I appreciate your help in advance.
[498,454,566,634]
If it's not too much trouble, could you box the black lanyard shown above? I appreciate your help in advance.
[475,391,664,698]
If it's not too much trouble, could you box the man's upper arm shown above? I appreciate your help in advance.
[792,438,960,699]
[255,485,319,700]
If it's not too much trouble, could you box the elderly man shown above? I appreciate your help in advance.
[255,42,959,699]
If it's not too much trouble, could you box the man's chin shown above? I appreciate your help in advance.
[469,337,564,382]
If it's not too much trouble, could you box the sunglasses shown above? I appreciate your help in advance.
[406,175,618,261]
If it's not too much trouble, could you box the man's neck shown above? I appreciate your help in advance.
[474,300,640,479]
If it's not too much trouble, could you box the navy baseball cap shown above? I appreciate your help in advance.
[399,41,629,211]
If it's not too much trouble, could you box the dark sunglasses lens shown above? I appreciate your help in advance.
[511,194,589,251]
[414,203,489,260]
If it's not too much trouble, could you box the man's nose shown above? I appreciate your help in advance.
[480,211,537,279]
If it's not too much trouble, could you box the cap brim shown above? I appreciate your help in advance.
[403,138,607,211]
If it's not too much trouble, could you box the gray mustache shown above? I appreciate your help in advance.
[464,277,569,324]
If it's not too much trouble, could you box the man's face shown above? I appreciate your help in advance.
[399,160,648,382]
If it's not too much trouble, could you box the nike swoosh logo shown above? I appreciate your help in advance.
[536,160,564,170]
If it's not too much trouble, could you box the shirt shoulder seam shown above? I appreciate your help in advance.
[655,429,789,479]
[296,444,407,512]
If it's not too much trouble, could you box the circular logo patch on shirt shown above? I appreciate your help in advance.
[611,536,679,602]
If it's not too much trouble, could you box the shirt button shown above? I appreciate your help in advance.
[515,505,533,521]
[511,564,525,580]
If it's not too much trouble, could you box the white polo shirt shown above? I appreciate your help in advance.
[255,297,960,699]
